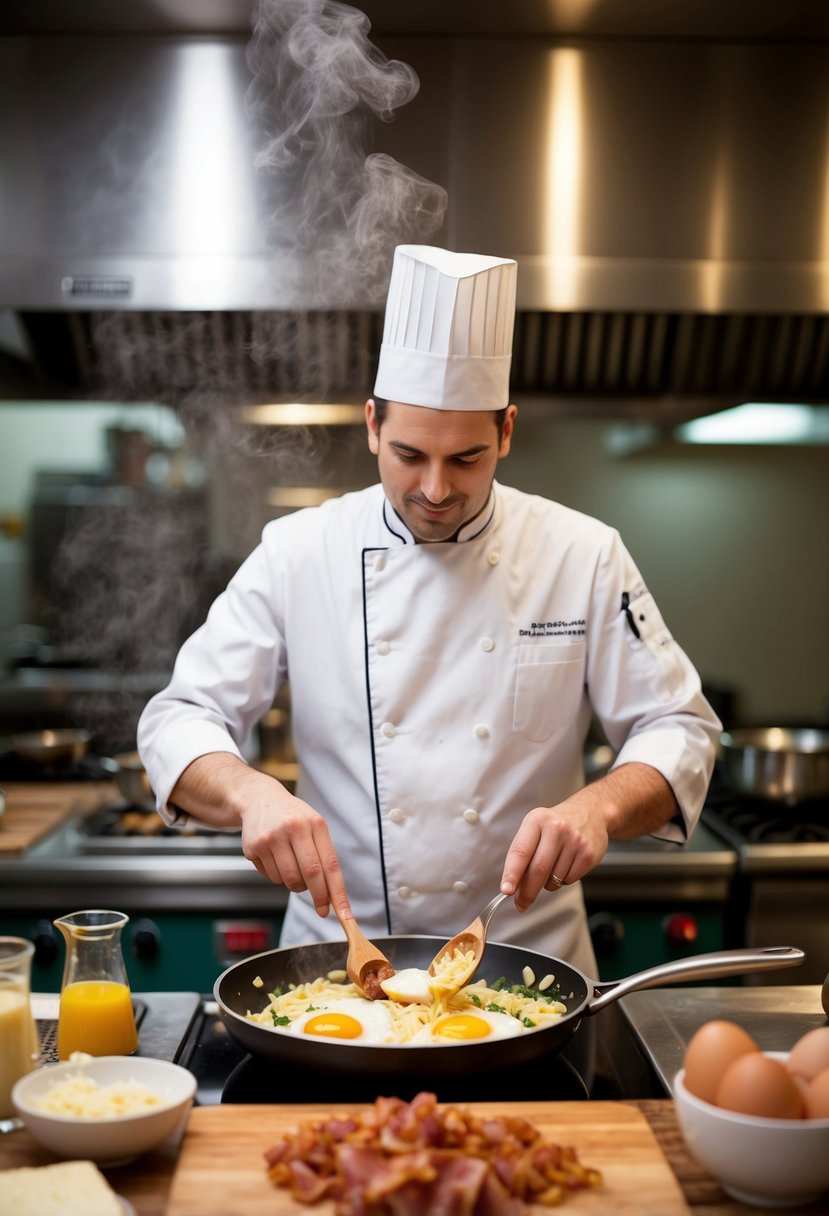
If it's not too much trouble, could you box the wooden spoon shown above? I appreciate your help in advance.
[335,908,396,1000]
[427,892,508,993]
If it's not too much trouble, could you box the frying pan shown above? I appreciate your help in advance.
[97,752,156,812]
[215,937,804,1079]
[7,728,91,769]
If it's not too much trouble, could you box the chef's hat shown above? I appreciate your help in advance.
[373,245,517,411]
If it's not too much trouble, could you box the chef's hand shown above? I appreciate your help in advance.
[168,753,352,922]
[236,774,352,921]
[499,762,680,911]
[499,792,610,912]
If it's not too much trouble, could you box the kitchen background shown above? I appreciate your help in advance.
[0,0,827,990]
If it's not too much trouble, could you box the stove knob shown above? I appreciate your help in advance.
[588,912,624,956]
[662,912,698,947]
[132,918,161,961]
[32,920,58,968]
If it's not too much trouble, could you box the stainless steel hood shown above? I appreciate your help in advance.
[1,1,828,414]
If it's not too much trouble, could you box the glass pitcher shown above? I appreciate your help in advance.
[0,937,40,1117]
[54,910,139,1060]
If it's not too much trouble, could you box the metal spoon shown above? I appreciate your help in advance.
[335,908,396,1000]
[428,892,509,993]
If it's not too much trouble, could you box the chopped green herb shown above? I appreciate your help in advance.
[522,1016,537,1028]
[306,1004,319,1012]
[485,1002,507,1014]
[271,1013,291,1027]
[492,976,508,990]
[469,993,482,1007]
[268,988,283,1000]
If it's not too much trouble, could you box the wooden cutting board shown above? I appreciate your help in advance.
[0,782,115,853]
[166,1101,690,1215]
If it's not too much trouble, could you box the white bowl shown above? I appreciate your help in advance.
[12,1056,196,1166]
[674,1053,829,1208]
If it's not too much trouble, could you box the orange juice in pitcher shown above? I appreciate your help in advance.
[54,911,138,1059]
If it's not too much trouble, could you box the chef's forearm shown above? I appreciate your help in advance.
[169,752,290,829]
[584,761,680,840]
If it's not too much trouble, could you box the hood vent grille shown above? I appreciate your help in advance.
[16,308,829,412]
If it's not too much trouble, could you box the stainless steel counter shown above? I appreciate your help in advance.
[619,983,828,1095]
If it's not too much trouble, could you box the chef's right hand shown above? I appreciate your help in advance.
[236,773,351,921]
[169,753,351,922]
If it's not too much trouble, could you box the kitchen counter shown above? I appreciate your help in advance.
[3,985,826,1214]
[1,1100,823,1215]
[0,780,737,911]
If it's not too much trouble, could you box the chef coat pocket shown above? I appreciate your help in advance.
[513,641,586,742]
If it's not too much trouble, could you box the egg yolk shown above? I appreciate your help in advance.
[433,1015,493,1040]
[302,1012,364,1039]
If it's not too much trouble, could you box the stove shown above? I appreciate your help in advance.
[701,771,829,984]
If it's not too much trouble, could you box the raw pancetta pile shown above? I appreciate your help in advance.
[264,1091,602,1213]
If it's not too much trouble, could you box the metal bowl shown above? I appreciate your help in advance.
[10,728,91,768]
[720,727,829,804]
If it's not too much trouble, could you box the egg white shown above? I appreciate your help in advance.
[379,967,435,1005]
[286,998,395,1044]
[412,1007,527,1044]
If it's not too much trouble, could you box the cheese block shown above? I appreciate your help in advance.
[0,1159,123,1216]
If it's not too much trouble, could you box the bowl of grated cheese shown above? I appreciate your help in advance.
[11,1055,196,1165]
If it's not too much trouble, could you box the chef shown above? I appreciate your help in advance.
[138,244,721,977]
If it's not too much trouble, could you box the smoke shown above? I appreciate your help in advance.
[246,0,447,303]
[46,0,447,752]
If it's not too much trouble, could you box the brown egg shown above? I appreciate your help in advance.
[803,1066,829,1119]
[786,1026,829,1083]
[716,1052,804,1119]
[683,1020,759,1105]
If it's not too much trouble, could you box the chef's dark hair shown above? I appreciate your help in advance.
[372,395,508,439]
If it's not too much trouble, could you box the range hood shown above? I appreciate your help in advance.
[1,1,828,416]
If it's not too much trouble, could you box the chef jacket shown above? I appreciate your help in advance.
[138,481,721,978]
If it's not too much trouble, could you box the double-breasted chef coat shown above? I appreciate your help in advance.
[138,481,721,978]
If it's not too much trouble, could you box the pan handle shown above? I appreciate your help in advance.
[587,945,805,1016]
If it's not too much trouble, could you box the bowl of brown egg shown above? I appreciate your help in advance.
[673,1022,829,1208]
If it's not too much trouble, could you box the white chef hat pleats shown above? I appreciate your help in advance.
[373,245,517,411]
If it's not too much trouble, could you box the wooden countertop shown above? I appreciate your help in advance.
[1,1099,823,1215]
[0,781,117,854]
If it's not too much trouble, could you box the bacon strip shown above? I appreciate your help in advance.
[263,1092,602,1214]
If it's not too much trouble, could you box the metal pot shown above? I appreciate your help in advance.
[9,728,91,769]
[98,751,156,812]
[720,727,829,804]
[214,938,803,1079]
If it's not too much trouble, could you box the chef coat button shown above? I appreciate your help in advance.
[374,554,386,572]
[487,552,500,566]
[376,640,391,656]
[463,808,479,825]
[479,636,495,652]
[474,724,490,739]
[398,886,411,899]
[380,722,396,739]
[452,881,469,894]
[389,807,405,824]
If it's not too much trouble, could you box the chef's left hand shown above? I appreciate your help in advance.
[499,762,680,911]
[499,791,609,912]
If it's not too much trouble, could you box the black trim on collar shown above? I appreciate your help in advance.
[361,546,393,935]
[382,500,410,544]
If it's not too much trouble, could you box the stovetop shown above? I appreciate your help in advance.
[701,766,829,870]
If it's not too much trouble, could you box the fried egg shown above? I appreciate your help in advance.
[412,1008,527,1044]
[379,967,435,1005]
[286,998,395,1044]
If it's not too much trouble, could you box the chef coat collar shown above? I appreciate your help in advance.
[382,484,499,545]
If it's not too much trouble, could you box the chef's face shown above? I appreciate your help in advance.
[366,399,517,542]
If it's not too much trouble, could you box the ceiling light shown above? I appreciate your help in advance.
[267,487,354,508]
[676,403,829,445]
[241,403,365,426]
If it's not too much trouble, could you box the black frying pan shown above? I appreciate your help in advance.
[215,937,804,1080]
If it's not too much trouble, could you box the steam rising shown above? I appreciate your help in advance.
[246,0,447,302]
[46,0,448,752]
